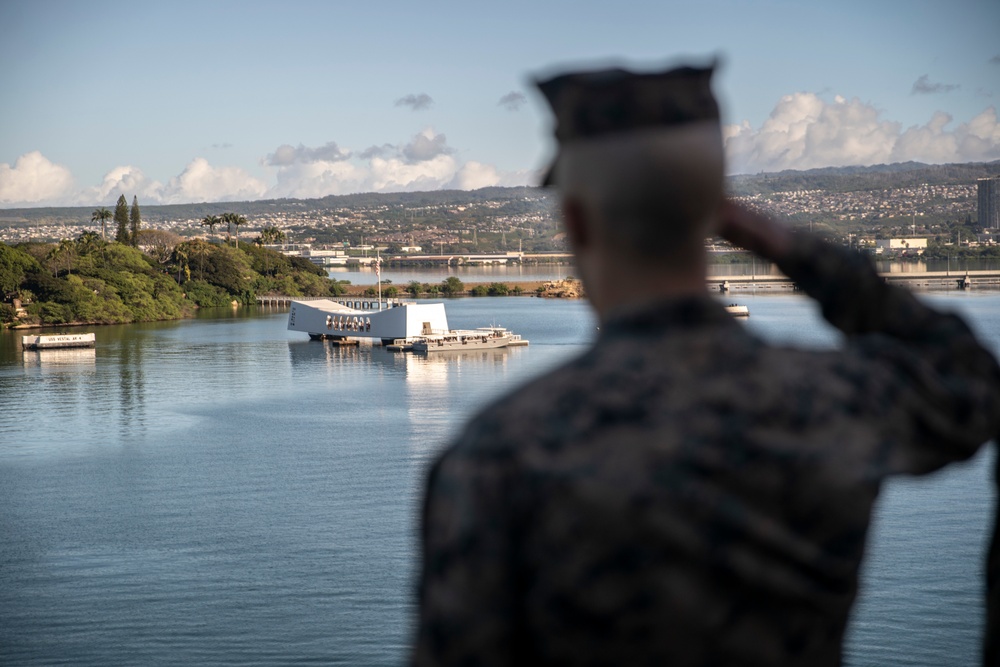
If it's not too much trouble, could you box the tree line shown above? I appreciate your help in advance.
[90,194,143,246]
[1,200,342,327]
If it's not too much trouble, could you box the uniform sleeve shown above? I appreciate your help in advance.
[776,234,1000,474]
[411,427,523,667]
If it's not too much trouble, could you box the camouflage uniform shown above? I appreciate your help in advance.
[413,234,1000,666]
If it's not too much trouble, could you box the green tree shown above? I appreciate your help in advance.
[221,212,235,244]
[0,243,40,294]
[201,214,221,242]
[113,195,129,243]
[441,276,464,295]
[231,214,247,247]
[47,239,77,277]
[129,196,142,246]
[91,207,112,241]
[257,225,286,245]
[406,280,422,297]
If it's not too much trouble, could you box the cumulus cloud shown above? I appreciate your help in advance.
[359,144,395,160]
[912,74,959,95]
[264,141,351,166]
[395,93,434,111]
[158,158,267,203]
[74,165,161,205]
[498,91,527,111]
[724,93,1000,173]
[0,151,76,205]
[261,129,530,198]
[402,129,453,162]
[0,153,270,207]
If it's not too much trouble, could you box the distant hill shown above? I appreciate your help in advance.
[0,186,546,226]
[727,160,1000,195]
[1,162,998,228]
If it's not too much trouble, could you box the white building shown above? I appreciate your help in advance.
[875,238,928,255]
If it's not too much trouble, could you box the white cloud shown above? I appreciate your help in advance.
[724,93,1000,173]
[74,165,162,205]
[449,161,533,190]
[268,160,369,199]
[159,158,268,204]
[264,142,351,166]
[262,129,529,198]
[402,129,453,162]
[0,151,76,205]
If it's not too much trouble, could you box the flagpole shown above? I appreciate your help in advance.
[376,250,382,311]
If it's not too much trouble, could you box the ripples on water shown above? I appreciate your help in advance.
[1,293,997,665]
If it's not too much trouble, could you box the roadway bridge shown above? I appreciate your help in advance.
[709,269,1000,291]
[257,269,1000,306]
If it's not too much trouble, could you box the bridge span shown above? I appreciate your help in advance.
[708,269,1000,291]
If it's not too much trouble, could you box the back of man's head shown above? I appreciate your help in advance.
[536,64,724,268]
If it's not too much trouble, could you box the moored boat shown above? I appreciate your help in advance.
[725,304,749,317]
[412,326,528,353]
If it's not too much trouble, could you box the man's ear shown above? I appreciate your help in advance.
[562,197,590,253]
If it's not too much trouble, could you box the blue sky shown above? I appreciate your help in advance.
[1,0,998,207]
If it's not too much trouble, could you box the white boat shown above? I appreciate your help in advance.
[412,326,528,353]
[725,304,749,317]
[21,333,96,350]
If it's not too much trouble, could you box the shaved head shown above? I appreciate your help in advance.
[555,121,724,268]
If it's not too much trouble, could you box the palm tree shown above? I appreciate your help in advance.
[231,214,247,247]
[201,214,221,242]
[91,207,112,241]
[257,225,286,245]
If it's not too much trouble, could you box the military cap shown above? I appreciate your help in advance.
[535,63,720,185]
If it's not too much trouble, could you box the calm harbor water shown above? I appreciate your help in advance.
[1,293,998,665]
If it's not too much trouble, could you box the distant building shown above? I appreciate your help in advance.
[875,238,928,255]
[979,176,1000,230]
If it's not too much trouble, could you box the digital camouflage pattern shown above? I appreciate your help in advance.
[413,234,1000,667]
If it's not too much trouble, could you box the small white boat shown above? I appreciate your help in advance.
[21,333,96,350]
[412,326,528,353]
[724,304,749,317]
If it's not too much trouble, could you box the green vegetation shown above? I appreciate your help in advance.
[441,276,464,295]
[470,282,515,296]
[91,207,112,241]
[113,194,130,245]
[1,226,348,327]
[130,196,142,244]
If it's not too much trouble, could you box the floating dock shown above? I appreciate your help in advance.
[22,333,96,350]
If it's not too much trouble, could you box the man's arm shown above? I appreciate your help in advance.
[718,200,1000,472]
[412,431,522,666]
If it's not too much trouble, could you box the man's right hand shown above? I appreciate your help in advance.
[717,200,793,261]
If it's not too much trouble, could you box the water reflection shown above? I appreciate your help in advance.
[22,347,97,368]
[285,339,521,463]
[115,335,147,438]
